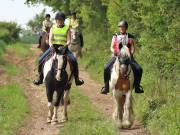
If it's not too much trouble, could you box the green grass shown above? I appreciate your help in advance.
[60,86,117,135]
[79,31,110,83]
[7,42,33,57]
[4,63,24,76]
[0,84,30,135]
[0,40,6,64]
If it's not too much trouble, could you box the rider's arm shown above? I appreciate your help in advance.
[66,29,71,46]
[49,28,53,47]
[130,38,135,55]
[110,37,115,53]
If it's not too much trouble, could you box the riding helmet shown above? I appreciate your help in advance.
[45,14,51,18]
[118,20,128,29]
[55,12,66,20]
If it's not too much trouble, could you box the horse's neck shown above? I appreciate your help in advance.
[43,57,54,81]
[111,58,120,79]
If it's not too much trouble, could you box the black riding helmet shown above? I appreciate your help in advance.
[45,14,51,18]
[118,20,128,29]
[55,12,66,21]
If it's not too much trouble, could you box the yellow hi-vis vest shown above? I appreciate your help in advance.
[52,25,69,45]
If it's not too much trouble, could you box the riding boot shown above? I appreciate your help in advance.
[100,82,109,94]
[73,61,84,86]
[135,86,144,93]
[33,64,43,85]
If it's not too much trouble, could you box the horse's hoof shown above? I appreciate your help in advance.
[60,117,68,123]
[47,117,52,123]
[51,121,58,125]
[122,120,132,129]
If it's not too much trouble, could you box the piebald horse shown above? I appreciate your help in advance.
[68,28,82,58]
[110,45,134,129]
[43,46,73,124]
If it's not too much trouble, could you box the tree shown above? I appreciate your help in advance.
[27,9,46,33]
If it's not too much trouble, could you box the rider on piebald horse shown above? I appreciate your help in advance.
[101,20,144,94]
[37,14,52,48]
[33,12,84,86]
[69,12,84,47]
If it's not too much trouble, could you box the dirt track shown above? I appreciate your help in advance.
[1,45,148,135]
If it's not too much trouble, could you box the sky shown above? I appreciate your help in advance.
[0,0,53,28]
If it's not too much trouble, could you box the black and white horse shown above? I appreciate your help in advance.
[43,47,73,124]
[110,45,134,129]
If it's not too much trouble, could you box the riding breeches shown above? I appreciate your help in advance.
[130,58,143,88]
[104,57,116,84]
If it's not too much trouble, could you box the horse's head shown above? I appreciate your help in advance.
[117,45,131,76]
[70,28,80,40]
[54,46,67,81]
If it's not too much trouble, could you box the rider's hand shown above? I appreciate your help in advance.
[49,43,53,47]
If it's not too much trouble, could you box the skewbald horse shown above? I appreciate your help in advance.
[110,45,134,129]
[68,28,82,58]
[43,46,73,125]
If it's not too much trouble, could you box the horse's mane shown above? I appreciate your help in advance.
[119,45,131,58]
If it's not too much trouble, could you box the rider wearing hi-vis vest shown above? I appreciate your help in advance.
[49,12,84,86]
[52,24,69,45]
[33,12,84,86]
[101,20,144,94]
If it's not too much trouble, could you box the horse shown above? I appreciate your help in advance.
[68,28,82,58]
[43,46,73,125]
[39,27,50,53]
[110,45,134,129]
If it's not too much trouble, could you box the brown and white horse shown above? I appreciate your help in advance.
[110,45,134,129]
[43,46,73,124]
[68,28,82,58]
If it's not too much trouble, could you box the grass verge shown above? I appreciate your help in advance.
[7,42,33,57]
[0,84,30,135]
[4,63,24,76]
[60,86,117,135]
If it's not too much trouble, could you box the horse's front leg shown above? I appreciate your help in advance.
[122,91,132,128]
[47,102,53,123]
[51,106,58,125]
[113,90,123,128]
[61,90,69,122]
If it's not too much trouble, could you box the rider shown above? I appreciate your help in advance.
[101,20,144,94]
[37,14,52,48]
[48,12,84,86]
[69,12,84,47]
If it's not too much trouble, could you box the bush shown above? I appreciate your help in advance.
[0,21,21,43]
